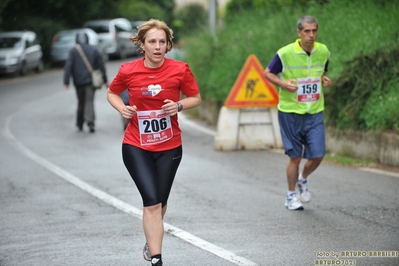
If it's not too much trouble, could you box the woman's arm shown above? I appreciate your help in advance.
[162,93,201,116]
[107,88,137,119]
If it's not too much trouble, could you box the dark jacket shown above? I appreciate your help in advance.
[63,43,107,87]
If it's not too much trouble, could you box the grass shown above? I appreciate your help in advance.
[324,153,399,174]
[323,153,376,168]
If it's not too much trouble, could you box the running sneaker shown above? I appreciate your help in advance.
[285,193,304,210]
[298,179,311,203]
[143,243,151,261]
[151,258,163,266]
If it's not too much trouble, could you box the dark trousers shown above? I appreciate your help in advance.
[75,84,96,127]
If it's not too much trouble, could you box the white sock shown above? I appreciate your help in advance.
[287,191,296,196]
[298,173,306,183]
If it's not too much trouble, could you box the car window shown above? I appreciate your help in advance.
[115,24,125,33]
[0,37,21,48]
[25,34,34,47]
[56,33,76,43]
[31,36,40,46]
[86,24,109,34]
[115,20,132,32]
[27,37,36,47]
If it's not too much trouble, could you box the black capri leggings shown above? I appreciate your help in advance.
[122,144,182,207]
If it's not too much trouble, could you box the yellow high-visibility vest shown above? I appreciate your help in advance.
[277,39,330,114]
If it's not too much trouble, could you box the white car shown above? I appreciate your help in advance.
[0,31,43,76]
[83,18,139,59]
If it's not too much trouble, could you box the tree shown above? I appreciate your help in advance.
[0,0,12,29]
[144,0,175,25]
[117,1,167,22]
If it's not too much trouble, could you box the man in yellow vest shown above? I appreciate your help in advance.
[264,15,332,210]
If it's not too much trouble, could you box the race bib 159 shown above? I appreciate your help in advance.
[297,77,321,102]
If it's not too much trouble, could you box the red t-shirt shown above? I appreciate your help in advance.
[109,58,200,152]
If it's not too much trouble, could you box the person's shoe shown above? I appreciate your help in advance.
[298,179,311,203]
[142,243,151,261]
[77,122,83,131]
[151,258,162,266]
[88,122,95,133]
[285,193,304,210]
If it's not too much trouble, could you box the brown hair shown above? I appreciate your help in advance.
[129,19,174,54]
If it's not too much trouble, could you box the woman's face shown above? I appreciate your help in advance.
[142,28,167,68]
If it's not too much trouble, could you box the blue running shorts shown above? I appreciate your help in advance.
[278,111,326,159]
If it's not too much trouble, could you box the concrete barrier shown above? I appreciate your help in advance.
[326,128,399,168]
[198,101,399,168]
[214,106,283,151]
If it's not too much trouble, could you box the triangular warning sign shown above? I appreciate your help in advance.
[225,54,278,108]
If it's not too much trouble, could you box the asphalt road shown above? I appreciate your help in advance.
[0,59,398,266]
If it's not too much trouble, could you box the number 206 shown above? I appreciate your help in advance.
[143,118,168,133]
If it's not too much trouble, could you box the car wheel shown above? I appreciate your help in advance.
[36,59,44,73]
[19,61,28,76]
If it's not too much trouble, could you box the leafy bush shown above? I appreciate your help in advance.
[325,44,399,132]
[173,3,208,41]
[225,0,329,17]
[117,1,167,23]
[184,0,399,132]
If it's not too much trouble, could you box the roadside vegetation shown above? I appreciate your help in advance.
[184,0,399,133]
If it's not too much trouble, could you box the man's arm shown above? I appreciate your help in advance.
[264,67,298,93]
[321,72,331,88]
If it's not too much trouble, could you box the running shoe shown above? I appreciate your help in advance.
[298,179,311,203]
[285,193,304,210]
[143,243,151,261]
[151,257,163,266]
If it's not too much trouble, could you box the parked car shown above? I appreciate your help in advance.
[83,18,138,59]
[130,20,147,30]
[0,31,43,76]
[50,28,107,66]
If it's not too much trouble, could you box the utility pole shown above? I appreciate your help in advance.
[209,0,216,36]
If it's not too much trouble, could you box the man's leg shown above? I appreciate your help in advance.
[287,157,301,191]
[75,86,85,131]
[84,85,96,132]
[297,157,323,203]
[285,157,304,210]
[301,157,323,179]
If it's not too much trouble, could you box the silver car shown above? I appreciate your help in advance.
[0,31,43,76]
[83,18,138,59]
[50,28,107,66]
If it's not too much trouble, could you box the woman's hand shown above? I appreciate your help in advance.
[121,105,137,119]
[162,99,179,116]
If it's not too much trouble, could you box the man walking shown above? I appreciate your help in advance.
[64,31,108,133]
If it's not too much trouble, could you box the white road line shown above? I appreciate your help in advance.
[3,111,257,266]
[179,112,217,136]
[358,167,399,178]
